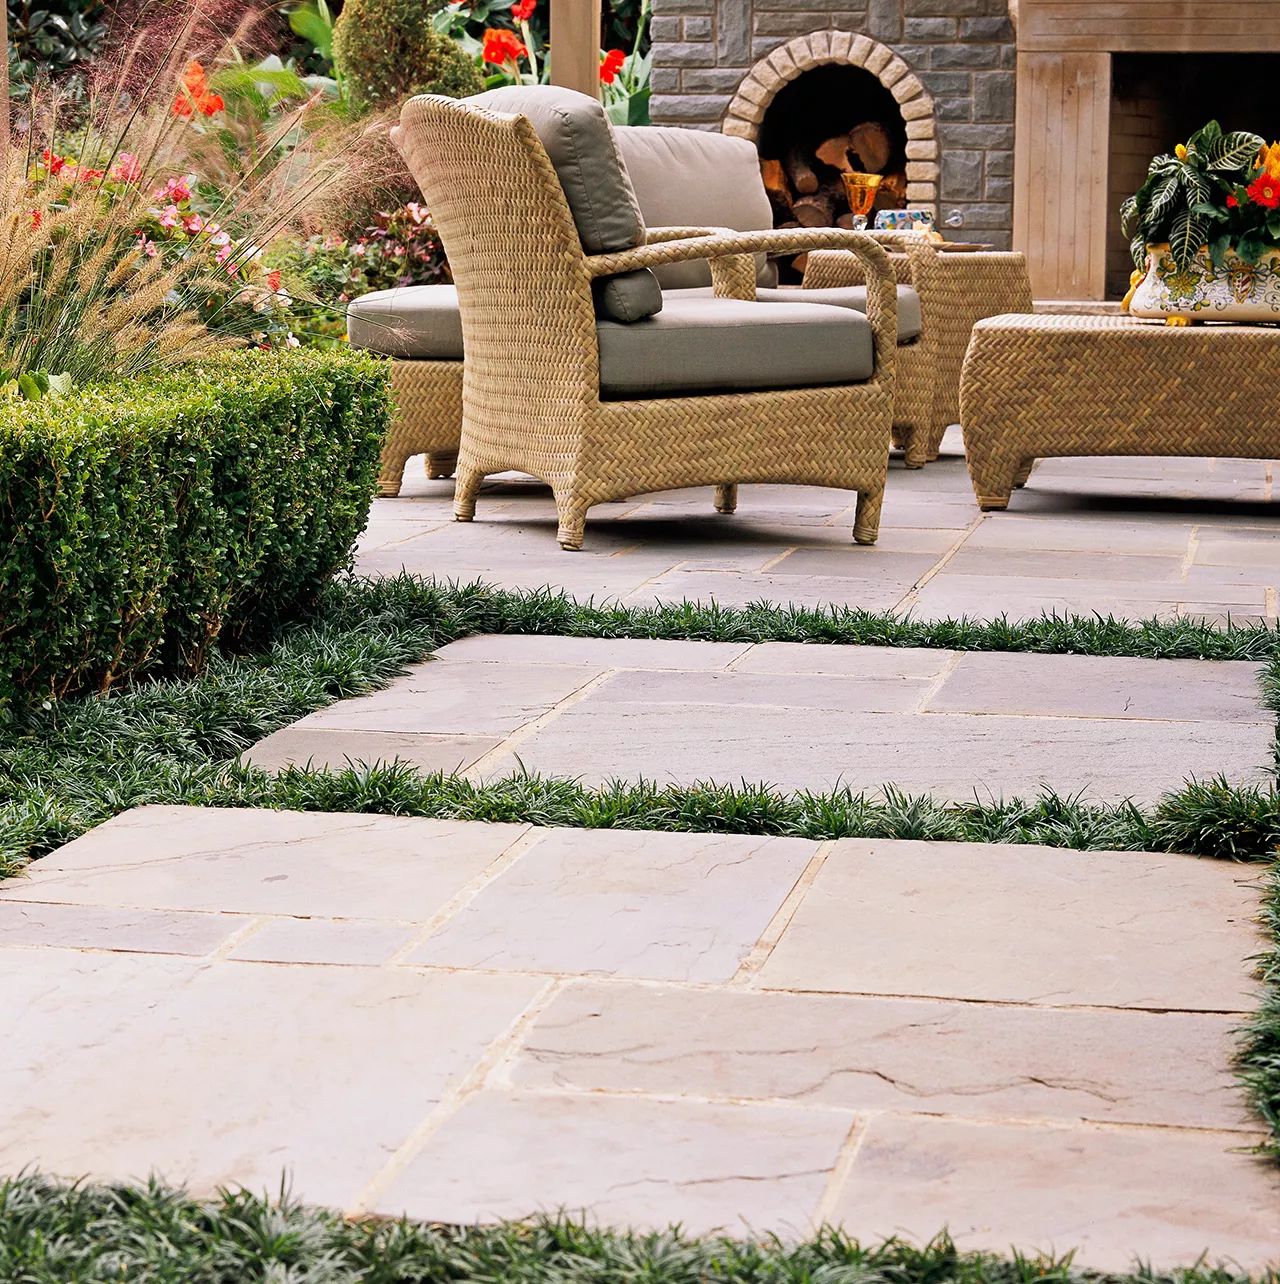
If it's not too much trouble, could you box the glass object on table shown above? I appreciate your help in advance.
[840,171,883,231]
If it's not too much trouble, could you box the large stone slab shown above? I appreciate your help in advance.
[409,827,815,982]
[831,1115,1280,1273]
[513,981,1253,1130]
[0,900,239,956]
[0,952,543,1210]
[436,635,752,669]
[755,840,1262,1011]
[243,728,501,774]
[383,1088,850,1236]
[0,806,527,921]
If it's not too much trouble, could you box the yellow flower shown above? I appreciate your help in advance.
[1175,143,1188,160]
[1259,141,1280,179]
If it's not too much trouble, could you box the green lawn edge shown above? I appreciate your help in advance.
[2,573,1278,1159]
[1,1173,1275,1282]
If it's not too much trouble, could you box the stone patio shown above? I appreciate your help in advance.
[245,634,1274,803]
[1,805,1276,1270]
[357,433,1280,625]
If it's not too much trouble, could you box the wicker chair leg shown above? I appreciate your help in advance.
[377,450,411,498]
[454,466,484,522]
[714,483,738,513]
[899,426,929,469]
[1013,457,1035,488]
[555,493,589,551]
[852,487,883,545]
[426,452,459,480]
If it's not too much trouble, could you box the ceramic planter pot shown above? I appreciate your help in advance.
[1128,242,1280,322]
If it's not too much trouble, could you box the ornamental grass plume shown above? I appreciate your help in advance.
[0,0,392,388]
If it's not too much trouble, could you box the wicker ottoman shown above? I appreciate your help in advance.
[377,359,464,496]
[960,313,1280,510]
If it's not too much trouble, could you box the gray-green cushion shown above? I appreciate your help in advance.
[614,125,778,291]
[670,283,922,342]
[467,85,661,324]
[597,296,873,399]
[346,285,464,359]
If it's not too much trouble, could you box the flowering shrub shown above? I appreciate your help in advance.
[1122,121,1280,272]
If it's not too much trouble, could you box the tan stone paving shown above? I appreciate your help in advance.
[244,635,1274,805]
[0,805,1275,1269]
[356,434,1280,625]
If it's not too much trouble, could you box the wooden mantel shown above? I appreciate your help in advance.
[1012,0,1280,299]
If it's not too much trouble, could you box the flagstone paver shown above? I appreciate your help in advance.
[244,638,1273,804]
[356,436,1279,625]
[0,805,1275,1269]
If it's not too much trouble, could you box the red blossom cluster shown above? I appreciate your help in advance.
[599,48,625,83]
[173,61,225,117]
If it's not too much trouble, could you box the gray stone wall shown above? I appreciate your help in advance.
[648,0,1016,247]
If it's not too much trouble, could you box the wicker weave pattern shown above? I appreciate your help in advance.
[395,94,898,550]
[377,358,464,495]
[960,313,1280,510]
[805,237,1032,467]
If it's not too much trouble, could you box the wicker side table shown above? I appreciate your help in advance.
[960,313,1280,510]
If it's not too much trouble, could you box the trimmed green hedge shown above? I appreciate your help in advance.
[0,348,389,706]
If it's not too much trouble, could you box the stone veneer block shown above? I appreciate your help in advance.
[906,138,938,160]
[900,95,933,120]
[790,39,818,69]
[738,75,772,104]
[722,116,754,138]
[806,30,832,58]
[892,74,925,103]
[409,826,816,982]
[733,97,766,123]
[906,161,940,181]
[766,46,799,79]
[831,1116,1280,1273]
[849,33,872,64]
[755,839,1262,1011]
[906,181,937,201]
[383,1089,850,1235]
[863,43,892,75]
[906,117,935,139]
[829,30,854,60]
[880,56,909,86]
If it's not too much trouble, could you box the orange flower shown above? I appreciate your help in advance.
[599,48,625,84]
[482,28,527,66]
[173,60,225,117]
[512,0,536,21]
[266,269,282,292]
[1248,173,1280,208]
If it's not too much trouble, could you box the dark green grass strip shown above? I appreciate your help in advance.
[1,573,1279,1158]
[1,1173,1275,1283]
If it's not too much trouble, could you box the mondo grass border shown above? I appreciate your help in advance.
[1,572,1278,1159]
[5,1175,1277,1284]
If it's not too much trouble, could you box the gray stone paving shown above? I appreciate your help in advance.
[1,805,1275,1269]
[245,635,1274,804]
[357,433,1280,625]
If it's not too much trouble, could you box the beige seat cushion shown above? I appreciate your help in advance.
[671,283,923,342]
[597,296,873,399]
[464,86,661,323]
[347,285,464,359]
[614,125,778,291]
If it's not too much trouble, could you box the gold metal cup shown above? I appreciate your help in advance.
[841,171,883,228]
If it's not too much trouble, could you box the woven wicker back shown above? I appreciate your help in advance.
[396,94,601,470]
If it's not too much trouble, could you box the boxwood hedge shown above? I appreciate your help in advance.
[0,348,390,706]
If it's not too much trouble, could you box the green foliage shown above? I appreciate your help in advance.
[331,0,483,113]
[1121,119,1269,272]
[7,1177,1274,1283]
[0,350,389,708]
[1239,864,1280,1159]
[7,0,107,94]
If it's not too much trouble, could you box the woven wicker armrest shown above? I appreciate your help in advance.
[644,225,730,242]
[586,230,898,372]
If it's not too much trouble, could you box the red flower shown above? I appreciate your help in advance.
[266,269,282,292]
[30,209,41,229]
[511,0,536,20]
[80,168,104,182]
[200,93,225,116]
[599,48,626,84]
[1227,192,1239,208]
[173,60,225,117]
[482,28,528,66]
[41,149,72,176]
[1248,173,1280,208]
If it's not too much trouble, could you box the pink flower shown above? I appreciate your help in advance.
[158,204,181,229]
[153,175,192,203]
[182,212,204,234]
[209,229,231,248]
[112,153,143,183]
[405,201,427,224]
[137,233,158,257]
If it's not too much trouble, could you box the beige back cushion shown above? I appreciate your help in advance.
[466,86,662,323]
[614,125,778,290]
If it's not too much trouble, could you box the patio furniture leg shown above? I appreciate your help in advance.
[1013,457,1035,488]
[426,452,458,479]
[555,491,590,551]
[853,486,883,545]
[899,425,929,469]
[714,483,738,513]
[454,465,484,522]
[377,449,412,497]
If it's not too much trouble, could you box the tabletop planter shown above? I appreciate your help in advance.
[1121,121,1280,324]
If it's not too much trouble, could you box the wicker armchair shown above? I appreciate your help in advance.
[803,237,1032,467]
[393,93,899,550]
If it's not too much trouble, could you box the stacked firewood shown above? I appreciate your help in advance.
[759,122,907,231]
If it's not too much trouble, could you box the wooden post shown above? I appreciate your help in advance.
[549,0,600,99]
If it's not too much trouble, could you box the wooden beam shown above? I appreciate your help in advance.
[550,0,600,99]
[1017,0,1280,52]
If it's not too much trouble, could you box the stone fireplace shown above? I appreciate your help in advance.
[649,0,1016,247]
